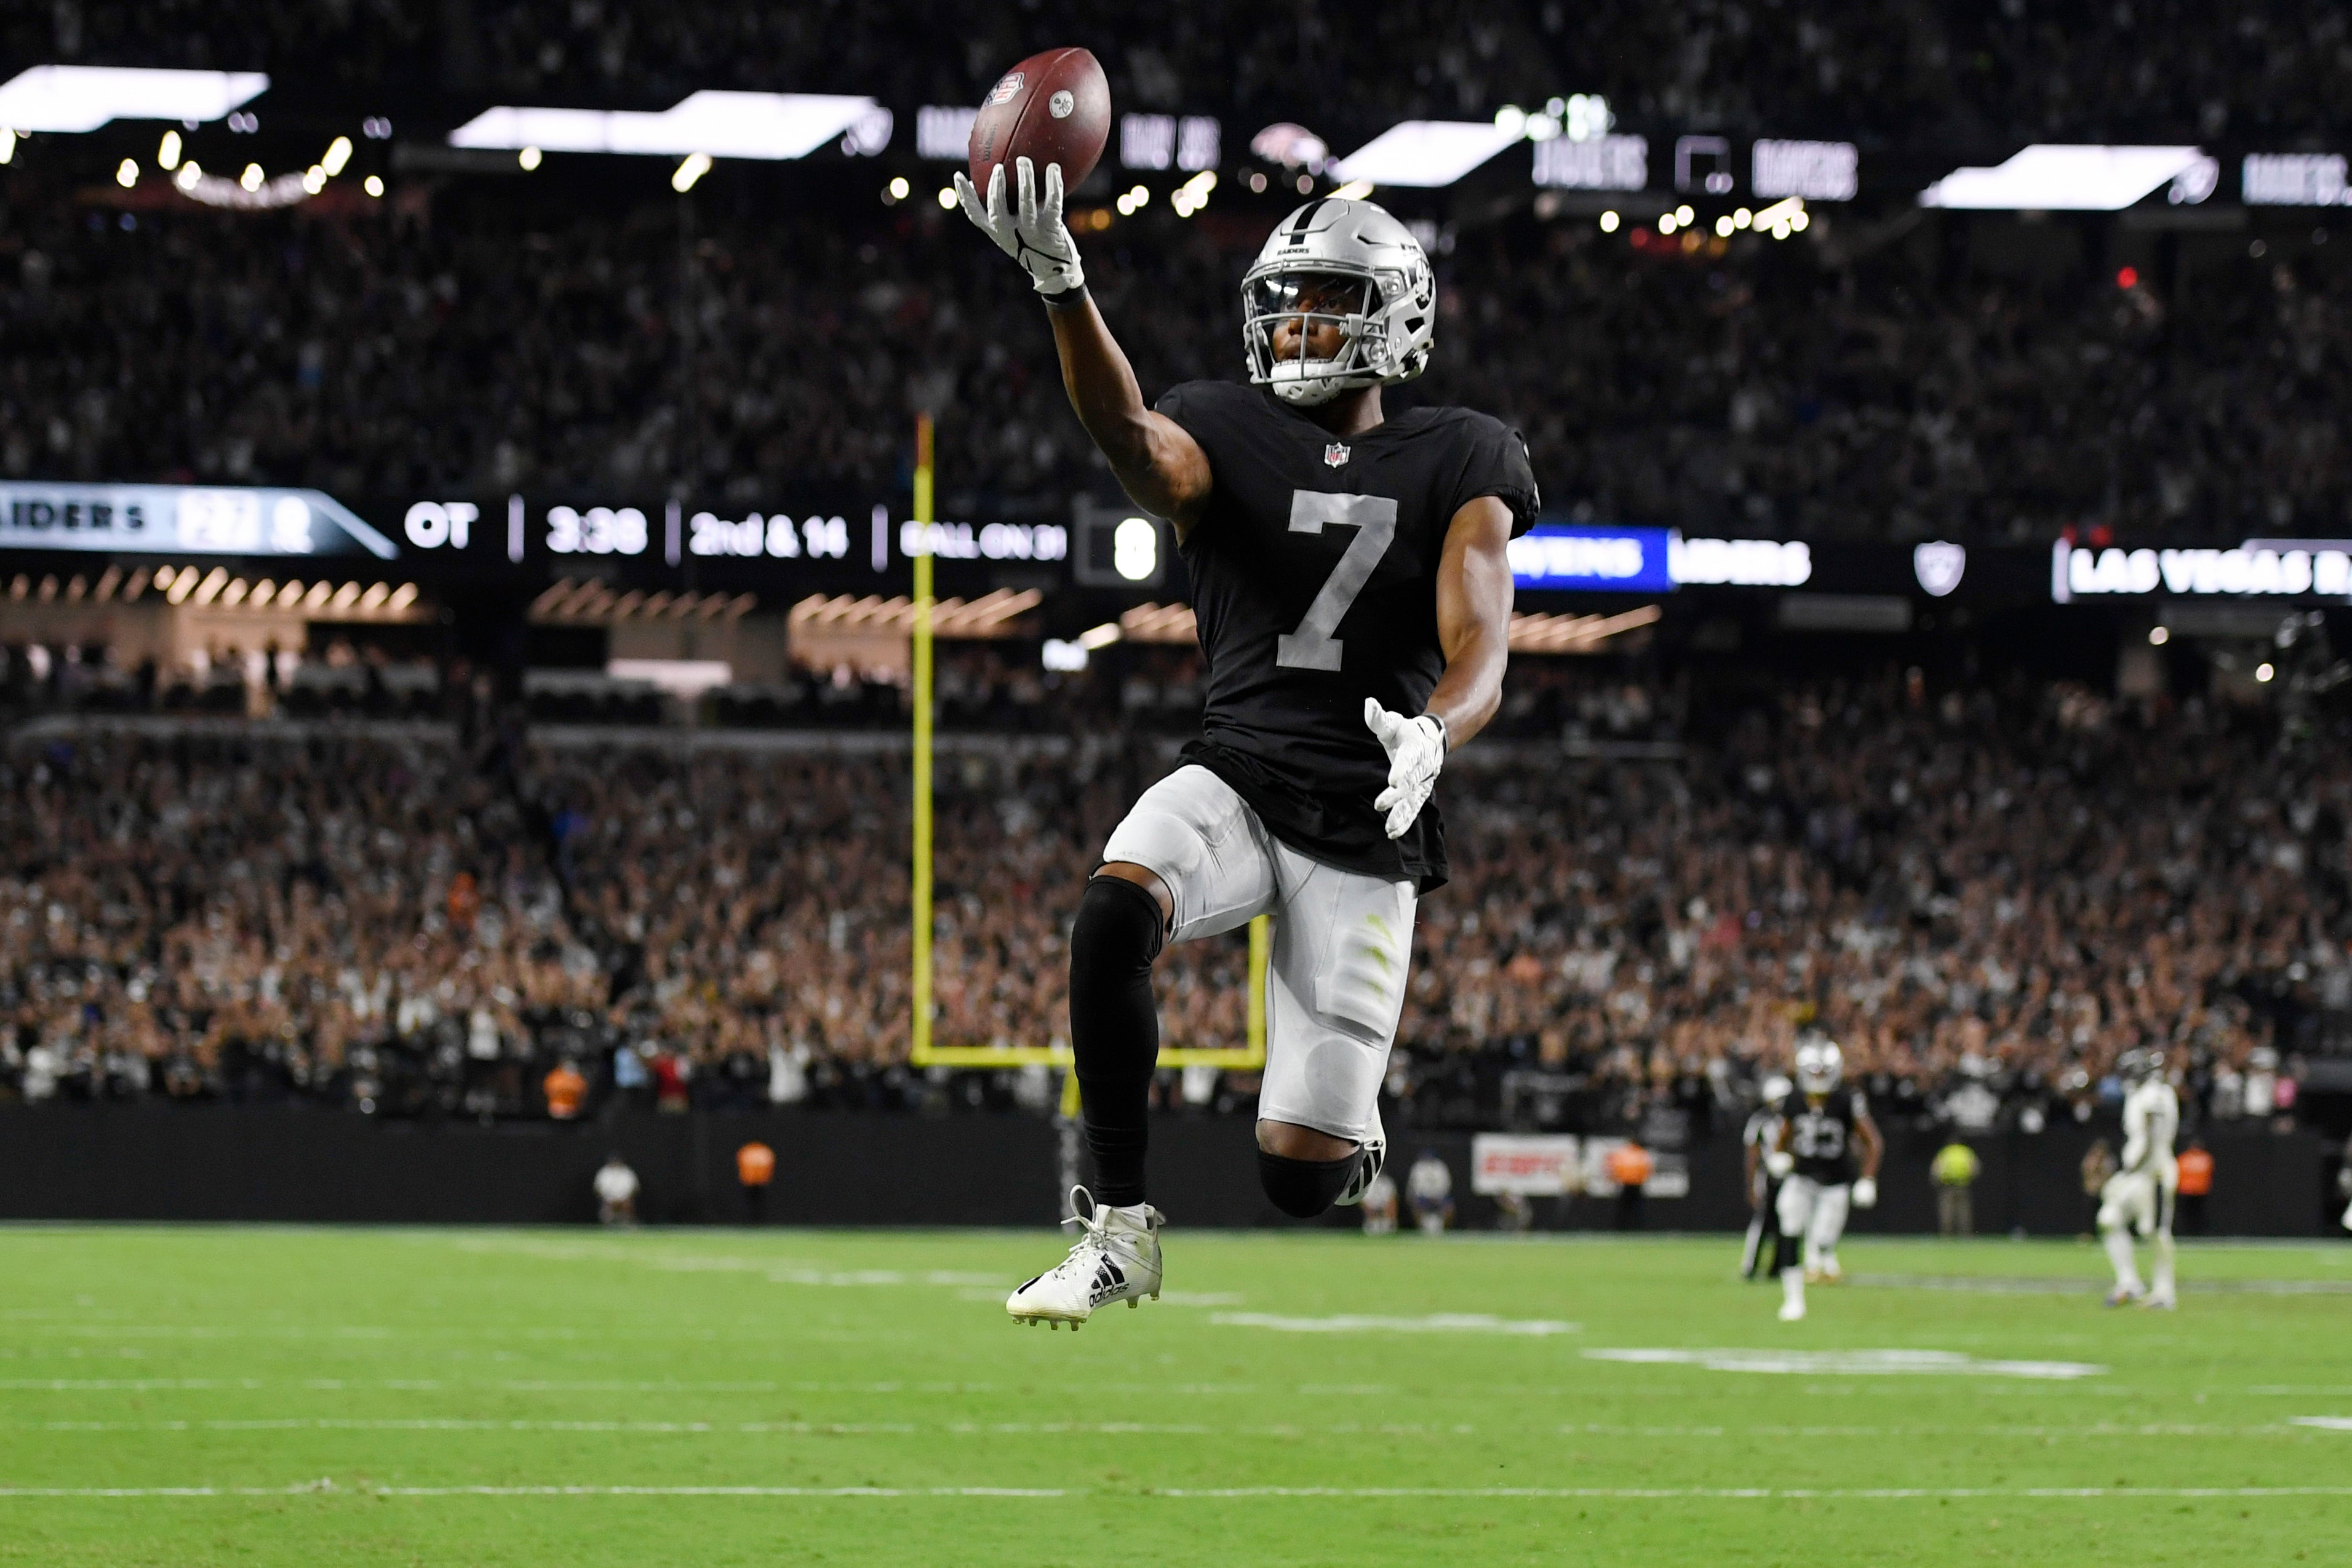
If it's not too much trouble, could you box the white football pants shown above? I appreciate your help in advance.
[1776,1176,1852,1272]
[2098,1171,2177,1299]
[1101,765,1415,1144]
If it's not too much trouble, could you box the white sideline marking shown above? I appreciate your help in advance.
[1211,1313,1576,1336]
[1585,1348,2106,1380]
[6,1484,2352,1502]
[22,1418,2308,1439]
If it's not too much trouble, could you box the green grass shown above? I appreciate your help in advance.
[4,1224,2351,1566]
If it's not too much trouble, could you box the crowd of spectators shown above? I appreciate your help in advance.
[4,666,2343,1137]
[10,1,2348,146]
[5,153,2350,545]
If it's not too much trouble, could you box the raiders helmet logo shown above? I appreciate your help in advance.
[989,72,1026,105]
[1913,541,1966,598]
[1324,442,1350,468]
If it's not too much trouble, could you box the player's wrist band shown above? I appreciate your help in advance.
[1040,282,1090,310]
[1425,713,1448,756]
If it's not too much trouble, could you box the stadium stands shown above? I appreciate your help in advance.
[5,666,2342,1135]
[2,161,2347,543]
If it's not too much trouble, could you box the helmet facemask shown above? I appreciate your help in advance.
[1243,271,1378,406]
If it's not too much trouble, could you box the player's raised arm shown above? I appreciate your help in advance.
[954,157,1211,531]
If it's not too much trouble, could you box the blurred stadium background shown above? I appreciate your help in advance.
[4,7,2352,1560]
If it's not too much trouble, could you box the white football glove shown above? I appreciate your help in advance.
[952,157,1085,297]
[1365,698,1446,840]
[1764,1150,1795,1180]
[1852,1176,1878,1210]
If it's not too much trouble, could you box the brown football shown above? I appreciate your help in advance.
[967,47,1111,197]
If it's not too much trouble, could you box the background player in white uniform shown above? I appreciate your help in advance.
[1766,1038,1882,1321]
[2100,1047,2181,1308]
[1740,1073,1792,1280]
[955,161,1535,1327]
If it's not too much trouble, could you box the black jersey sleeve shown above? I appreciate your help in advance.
[1443,413,1542,538]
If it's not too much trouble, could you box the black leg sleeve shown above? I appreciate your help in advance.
[1068,875,1166,1208]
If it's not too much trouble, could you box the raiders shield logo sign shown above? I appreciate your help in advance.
[1913,541,1966,598]
[1324,442,1350,468]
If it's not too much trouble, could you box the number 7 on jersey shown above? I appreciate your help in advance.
[1275,490,1400,672]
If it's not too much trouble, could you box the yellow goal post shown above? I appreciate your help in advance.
[903,412,1267,1083]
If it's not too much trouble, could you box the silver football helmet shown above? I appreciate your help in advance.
[1241,197,1435,406]
[1793,1035,1844,1096]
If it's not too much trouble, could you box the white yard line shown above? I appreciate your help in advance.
[4,1484,2350,1502]
[14,1418,2319,1439]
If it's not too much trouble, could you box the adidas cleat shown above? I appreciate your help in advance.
[1335,1100,1387,1208]
[1005,1185,1163,1329]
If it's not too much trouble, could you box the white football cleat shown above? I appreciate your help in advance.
[2142,1291,2176,1310]
[1777,1299,1806,1322]
[2104,1284,2146,1308]
[1005,1186,1163,1329]
[1335,1101,1387,1207]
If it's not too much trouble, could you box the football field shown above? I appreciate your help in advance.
[2,1224,2348,1566]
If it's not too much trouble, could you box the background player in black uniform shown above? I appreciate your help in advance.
[1766,1036,1883,1321]
[955,159,1535,1326]
[1739,1073,1792,1281]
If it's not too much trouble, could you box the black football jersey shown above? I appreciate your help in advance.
[1154,381,1539,892]
[1779,1089,1867,1185]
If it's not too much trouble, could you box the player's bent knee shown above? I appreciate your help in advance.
[1071,874,1166,974]
[1258,1148,1360,1218]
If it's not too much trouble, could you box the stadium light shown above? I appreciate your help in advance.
[2257,662,2276,683]
[0,66,266,132]
[114,158,136,189]
[1332,119,1523,187]
[363,175,383,198]
[157,129,180,170]
[1328,178,1373,201]
[1919,144,2212,211]
[322,135,351,176]
[517,146,541,171]
[448,91,879,162]
[1598,210,1619,232]
[2149,625,2170,645]
[301,165,325,195]
[671,153,710,191]
[0,129,12,164]
[239,164,262,192]
[935,185,956,210]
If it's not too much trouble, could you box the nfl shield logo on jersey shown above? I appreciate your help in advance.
[1912,541,1966,598]
[1324,442,1350,468]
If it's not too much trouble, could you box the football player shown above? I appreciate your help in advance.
[1766,1037,1882,1322]
[2099,1046,2181,1308]
[1739,1073,1792,1281]
[956,159,1536,1327]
